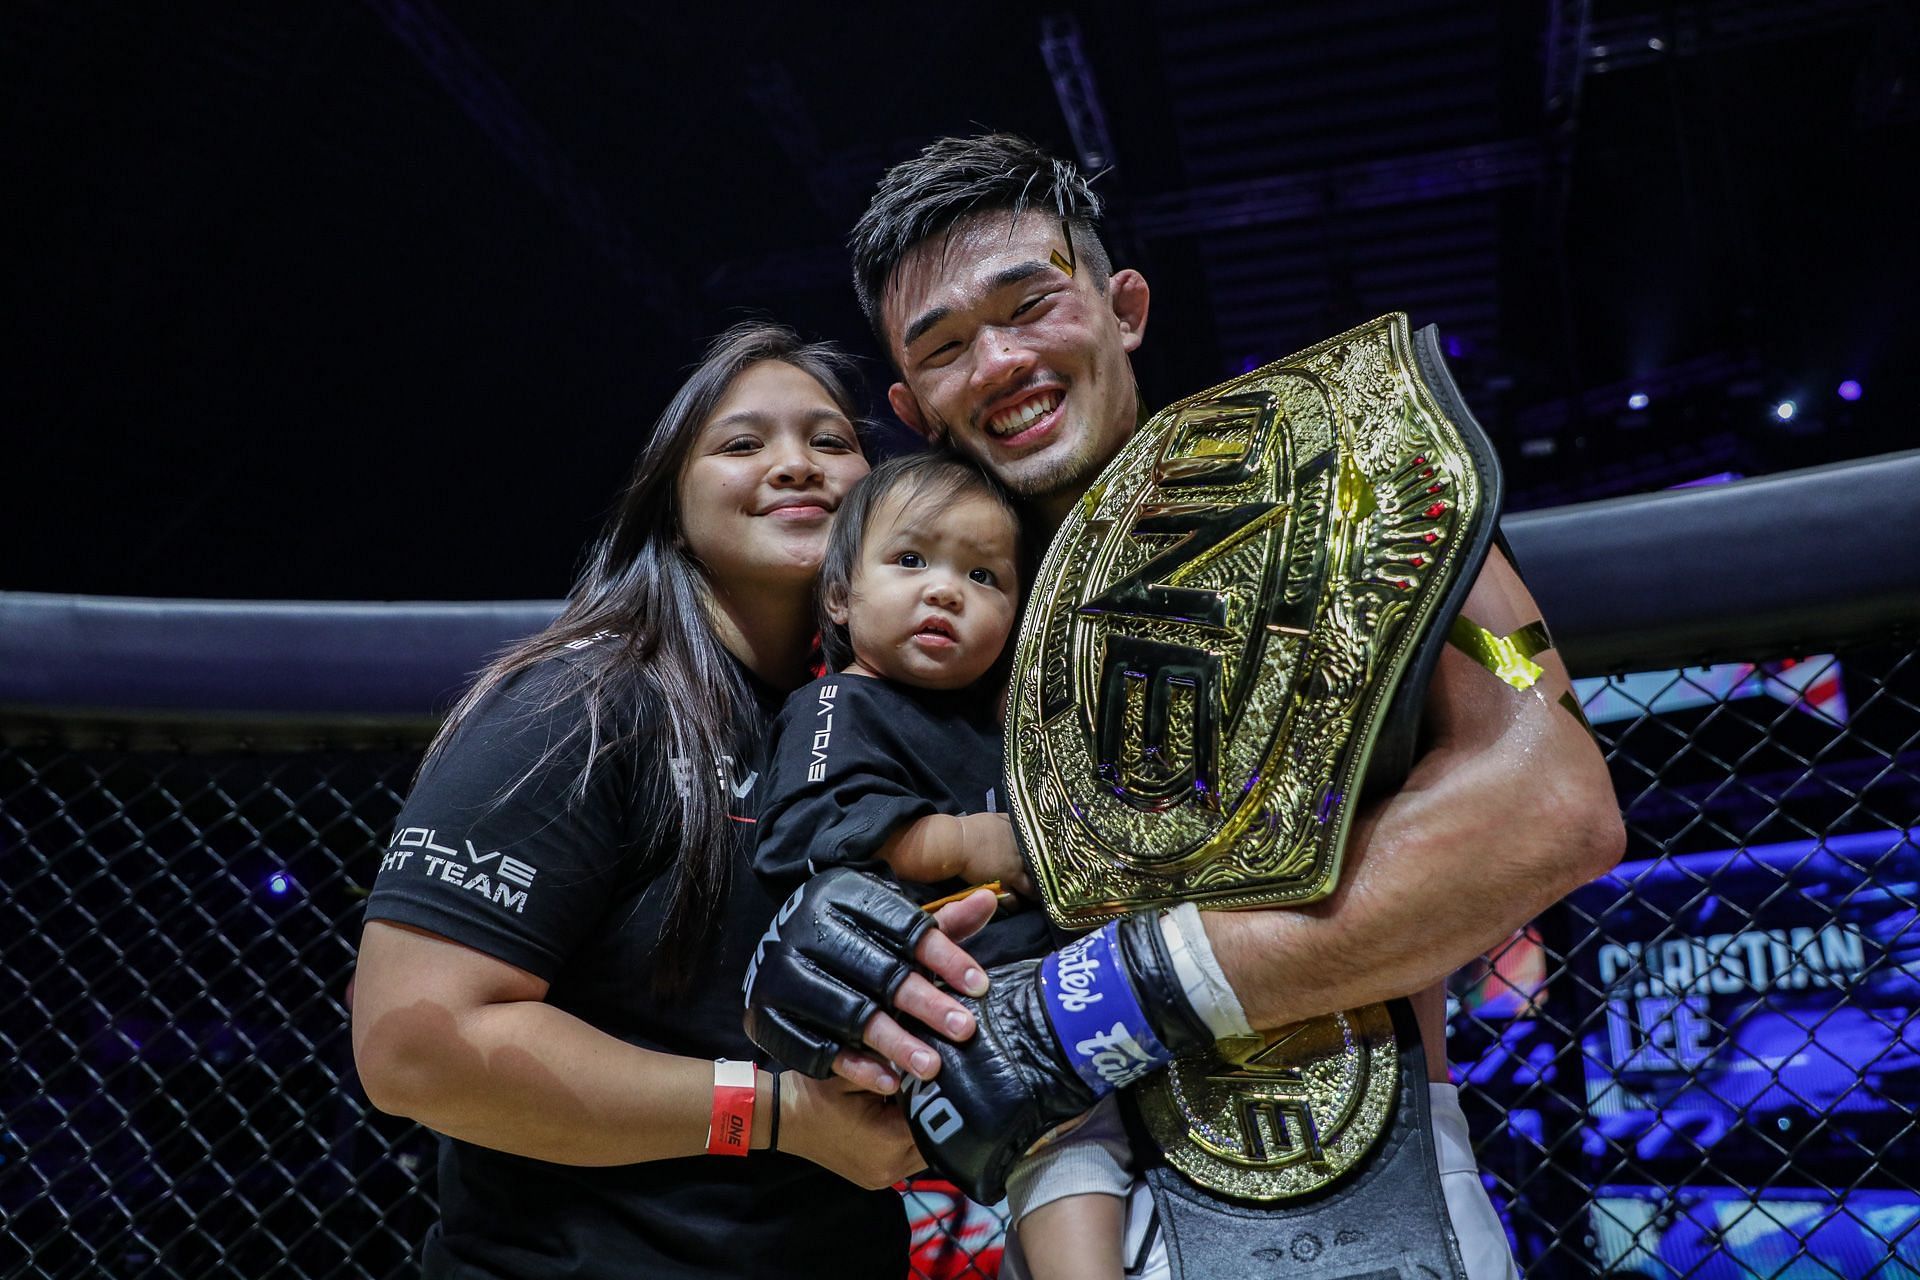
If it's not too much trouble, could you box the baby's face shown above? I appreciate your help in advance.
[830,488,1020,690]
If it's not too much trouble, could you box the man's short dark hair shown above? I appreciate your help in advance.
[850,133,1113,347]
[817,451,1023,673]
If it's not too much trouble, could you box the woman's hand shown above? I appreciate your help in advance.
[741,870,1000,1096]
[833,885,999,1094]
[777,1071,924,1190]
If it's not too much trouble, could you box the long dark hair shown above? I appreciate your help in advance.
[423,321,866,993]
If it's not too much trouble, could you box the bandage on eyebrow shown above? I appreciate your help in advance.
[1050,216,1077,277]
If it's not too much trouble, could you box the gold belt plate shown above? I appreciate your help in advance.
[1004,312,1485,927]
[1136,1004,1398,1201]
[1005,313,1481,1199]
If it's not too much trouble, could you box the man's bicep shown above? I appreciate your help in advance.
[1424,546,1581,751]
[1197,550,1623,1028]
[1422,546,1624,899]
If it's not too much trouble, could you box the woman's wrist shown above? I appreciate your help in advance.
[706,1059,757,1156]
[751,1067,778,1151]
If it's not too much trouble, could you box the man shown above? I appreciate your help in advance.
[746,134,1624,1277]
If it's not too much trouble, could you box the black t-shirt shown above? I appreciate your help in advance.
[363,653,906,1280]
[754,673,1053,969]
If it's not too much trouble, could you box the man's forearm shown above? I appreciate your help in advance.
[1203,692,1623,1029]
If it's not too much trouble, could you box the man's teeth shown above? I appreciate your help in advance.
[988,393,1060,437]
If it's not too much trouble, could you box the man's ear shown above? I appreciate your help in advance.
[1108,268,1150,354]
[824,581,851,626]
[888,382,937,442]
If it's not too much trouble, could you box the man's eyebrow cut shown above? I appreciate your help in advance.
[902,260,1062,352]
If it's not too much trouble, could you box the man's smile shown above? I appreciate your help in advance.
[984,388,1063,441]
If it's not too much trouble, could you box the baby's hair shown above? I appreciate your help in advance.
[818,451,1023,672]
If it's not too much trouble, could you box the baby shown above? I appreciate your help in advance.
[755,451,1141,1280]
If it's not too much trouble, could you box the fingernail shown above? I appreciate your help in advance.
[964,968,987,996]
[911,1049,937,1078]
[876,1073,898,1094]
[945,1009,973,1036]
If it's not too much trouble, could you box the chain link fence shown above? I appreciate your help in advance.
[5,461,1918,1277]
[1,740,435,1277]
[1450,645,1920,1279]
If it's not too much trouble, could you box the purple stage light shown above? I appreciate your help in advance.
[268,872,291,895]
[1773,400,1797,421]
[1669,471,1743,489]
[1837,380,1862,401]
[1627,392,1650,411]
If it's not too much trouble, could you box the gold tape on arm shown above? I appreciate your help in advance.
[1447,616,1551,690]
[1449,615,1598,737]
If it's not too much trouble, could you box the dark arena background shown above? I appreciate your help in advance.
[3,3,1918,1278]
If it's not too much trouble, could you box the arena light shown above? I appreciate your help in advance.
[267,872,293,896]
[1774,400,1798,421]
[1838,380,1862,402]
[1627,392,1650,411]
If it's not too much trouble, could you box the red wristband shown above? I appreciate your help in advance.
[706,1059,755,1156]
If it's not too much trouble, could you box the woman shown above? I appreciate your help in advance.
[351,323,919,1278]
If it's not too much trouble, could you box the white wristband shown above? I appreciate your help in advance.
[1159,902,1254,1040]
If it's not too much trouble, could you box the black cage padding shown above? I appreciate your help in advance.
[0,597,561,724]
[5,454,1916,723]
[1502,449,1920,672]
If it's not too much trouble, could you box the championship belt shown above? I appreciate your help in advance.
[1005,314,1503,1277]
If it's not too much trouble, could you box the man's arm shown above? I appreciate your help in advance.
[744,551,1623,1084]
[1204,548,1625,1027]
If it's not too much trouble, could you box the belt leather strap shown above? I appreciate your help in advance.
[1128,999,1467,1280]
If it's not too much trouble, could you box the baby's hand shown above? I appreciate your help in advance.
[877,812,1038,901]
[959,813,1037,901]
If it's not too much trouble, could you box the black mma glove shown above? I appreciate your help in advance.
[743,867,934,1079]
[901,910,1215,1205]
